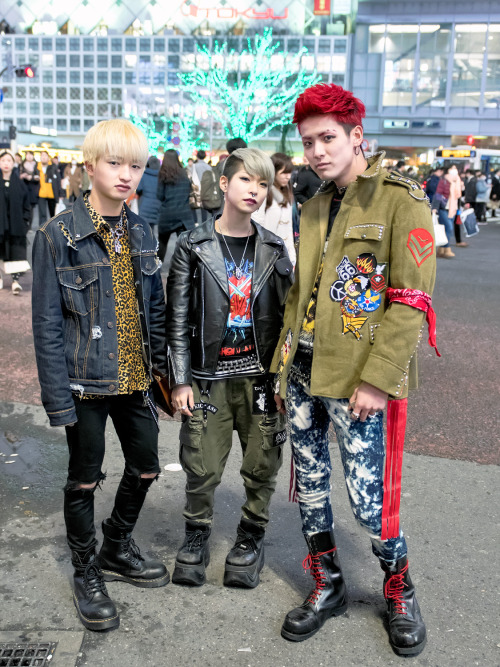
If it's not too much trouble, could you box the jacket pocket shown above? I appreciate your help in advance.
[249,413,286,480]
[141,254,160,276]
[58,266,98,316]
[179,416,206,477]
[344,224,386,242]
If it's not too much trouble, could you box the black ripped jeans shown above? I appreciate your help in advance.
[64,391,160,554]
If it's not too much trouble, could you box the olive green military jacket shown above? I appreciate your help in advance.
[271,152,436,400]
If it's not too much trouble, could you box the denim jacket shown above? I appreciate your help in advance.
[32,195,166,426]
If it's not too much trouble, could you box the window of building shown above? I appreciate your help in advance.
[17,102,27,114]
[169,39,180,53]
[56,87,67,99]
[16,88,27,99]
[318,39,331,53]
[57,119,67,131]
[317,56,331,72]
[55,38,66,51]
[485,25,500,108]
[84,71,94,84]
[334,39,347,53]
[140,39,151,52]
[83,38,94,52]
[83,55,94,68]
[97,38,108,52]
[97,88,108,100]
[153,72,165,85]
[70,103,80,115]
[84,119,94,130]
[97,55,108,68]
[43,102,53,115]
[69,38,80,51]
[70,71,81,84]
[138,72,151,84]
[139,54,151,64]
[97,72,108,84]
[30,102,40,114]
[125,38,137,52]
[84,88,95,100]
[168,55,180,69]
[29,86,40,99]
[70,119,81,131]
[70,88,81,99]
[183,38,194,52]
[45,119,54,128]
[125,55,137,68]
[28,38,39,50]
[153,54,166,68]
[97,104,109,116]
[70,55,80,68]
[331,55,346,71]
[154,39,165,52]
[56,55,67,68]
[111,55,122,68]
[15,38,25,50]
[125,72,136,84]
[111,38,122,52]
[56,103,67,114]
[56,71,67,84]
[84,103,95,116]
[31,118,41,126]
[111,88,122,100]
[42,38,53,51]
[111,71,122,84]
[42,54,54,67]
[451,24,486,108]
[42,87,53,99]
[167,72,178,86]
[42,71,53,83]
[287,38,301,53]
[332,74,345,85]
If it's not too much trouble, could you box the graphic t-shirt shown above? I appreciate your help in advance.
[298,192,344,353]
[216,232,256,361]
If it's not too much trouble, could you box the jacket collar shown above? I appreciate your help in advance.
[318,151,387,197]
[69,195,145,245]
[188,216,284,248]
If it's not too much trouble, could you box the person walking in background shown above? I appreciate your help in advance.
[431,165,461,258]
[226,138,248,154]
[488,167,500,220]
[253,152,296,267]
[63,159,83,203]
[156,149,194,262]
[136,156,161,236]
[424,167,443,201]
[474,172,490,223]
[192,150,213,224]
[37,150,62,225]
[19,150,39,226]
[166,148,293,590]
[293,158,323,209]
[0,150,31,294]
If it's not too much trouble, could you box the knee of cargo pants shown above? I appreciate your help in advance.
[243,412,286,483]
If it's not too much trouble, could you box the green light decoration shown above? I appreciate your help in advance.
[128,112,209,163]
[178,28,321,144]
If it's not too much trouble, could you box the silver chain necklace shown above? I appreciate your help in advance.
[112,212,126,254]
[218,220,251,279]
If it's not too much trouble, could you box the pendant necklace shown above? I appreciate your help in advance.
[219,220,251,280]
[112,211,126,254]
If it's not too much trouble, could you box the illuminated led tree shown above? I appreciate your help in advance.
[178,28,320,144]
[128,112,209,163]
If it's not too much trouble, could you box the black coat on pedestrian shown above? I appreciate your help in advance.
[156,174,194,234]
[137,167,161,226]
[425,174,440,201]
[293,165,323,205]
[0,171,31,261]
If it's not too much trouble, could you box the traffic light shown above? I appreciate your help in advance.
[466,135,475,146]
[15,65,35,78]
[9,125,16,140]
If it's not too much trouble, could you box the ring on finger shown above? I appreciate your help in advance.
[180,405,188,410]
[352,412,360,419]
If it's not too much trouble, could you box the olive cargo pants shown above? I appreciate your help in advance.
[179,376,286,527]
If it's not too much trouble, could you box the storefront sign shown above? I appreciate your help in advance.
[383,119,410,130]
[181,0,288,19]
[436,149,477,159]
[313,0,331,15]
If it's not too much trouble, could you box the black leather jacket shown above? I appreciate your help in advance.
[166,218,293,386]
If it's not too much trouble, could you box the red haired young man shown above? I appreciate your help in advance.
[272,84,437,655]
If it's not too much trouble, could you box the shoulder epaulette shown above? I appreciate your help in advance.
[384,171,430,205]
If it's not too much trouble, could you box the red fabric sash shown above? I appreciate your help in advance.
[386,288,440,357]
[381,398,407,540]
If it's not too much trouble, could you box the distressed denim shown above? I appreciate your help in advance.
[286,360,407,562]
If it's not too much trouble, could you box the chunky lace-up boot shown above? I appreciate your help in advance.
[98,519,169,588]
[224,519,265,589]
[72,549,120,631]
[281,530,347,642]
[172,523,211,586]
[381,556,427,656]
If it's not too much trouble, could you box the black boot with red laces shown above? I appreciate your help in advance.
[281,530,347,642]
[381,556,427,656]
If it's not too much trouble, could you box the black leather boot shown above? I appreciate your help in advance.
[223,518,265,589]
[172,523,211,586]
[281,530,347,642]
[72,549,120,632]
[381,556,427,656]
[98,519,169,588]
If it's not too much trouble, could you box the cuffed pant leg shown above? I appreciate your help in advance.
[235,376,285,527]
[326,399,407,562]
[286,366,333,536]
[179,380,233,525]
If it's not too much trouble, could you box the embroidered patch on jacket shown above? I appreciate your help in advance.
[330,255,386,340]
[407,228,434,267]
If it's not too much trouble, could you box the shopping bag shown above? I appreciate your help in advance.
[55,200,66,215]
[2,260,31,274]
[460,208,479,237]
[432,210,448,247]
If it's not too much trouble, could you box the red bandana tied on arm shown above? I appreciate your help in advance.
[381,288,440,539]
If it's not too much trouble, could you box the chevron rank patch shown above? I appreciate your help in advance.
[407,228,434,266]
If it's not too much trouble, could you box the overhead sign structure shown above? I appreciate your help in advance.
[436,149,477,159]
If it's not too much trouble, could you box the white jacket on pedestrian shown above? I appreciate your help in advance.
[253,185,296,267]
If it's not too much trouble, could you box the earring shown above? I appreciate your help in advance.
[354,145,361,156]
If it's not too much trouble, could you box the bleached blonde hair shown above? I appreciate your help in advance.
[222,148,275,186]
[82,119,149,168]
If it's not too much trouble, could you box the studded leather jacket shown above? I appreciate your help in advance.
[166,218,293,386]
[32,195,166,426]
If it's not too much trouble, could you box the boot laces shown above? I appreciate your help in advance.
[303,548,336,604]
[125,536,144,564]
[384,562,409,615]
[83,560,106,596]
[186,529,207,551]
[234,534,258,553]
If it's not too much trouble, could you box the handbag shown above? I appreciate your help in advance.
[460,208,479,237]
[151,368,176,417]
[431,210,448,247]
[188,179,201,209]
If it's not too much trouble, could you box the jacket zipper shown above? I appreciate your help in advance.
[200,263,205,367]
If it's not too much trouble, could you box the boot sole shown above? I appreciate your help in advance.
[223,548,264,589]
[390,635,427,657]
[73,594,120,632]
[101,569,170,588]
[280,602,348,642]
[172,551,210,587]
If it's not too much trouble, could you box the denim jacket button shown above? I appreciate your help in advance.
[105,290,112,297]
[75,276,82,285]
[103,257,110,264]
[108,384,116,392]
[107,321,113,328]
[108,353,115,360]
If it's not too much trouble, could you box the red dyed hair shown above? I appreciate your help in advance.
[293,83,366,130]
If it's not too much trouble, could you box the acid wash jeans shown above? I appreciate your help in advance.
[286,359,407,563]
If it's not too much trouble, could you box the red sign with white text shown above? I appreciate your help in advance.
[313,0,330,15]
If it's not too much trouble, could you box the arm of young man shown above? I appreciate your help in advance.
[355,196,436,419]
[165,234,195,415]
[31,229,78,426]
[148,266,167,376]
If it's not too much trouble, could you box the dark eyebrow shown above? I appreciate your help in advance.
[301,130,337,140]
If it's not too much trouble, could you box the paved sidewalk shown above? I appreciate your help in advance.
[1,401,499,667]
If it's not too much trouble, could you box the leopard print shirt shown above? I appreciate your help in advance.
[83,194,149,396]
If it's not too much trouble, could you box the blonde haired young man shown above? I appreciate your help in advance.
[32,119,169,632]
[166,148,293,588]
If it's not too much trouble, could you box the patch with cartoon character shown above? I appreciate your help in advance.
[330,254,387,340]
